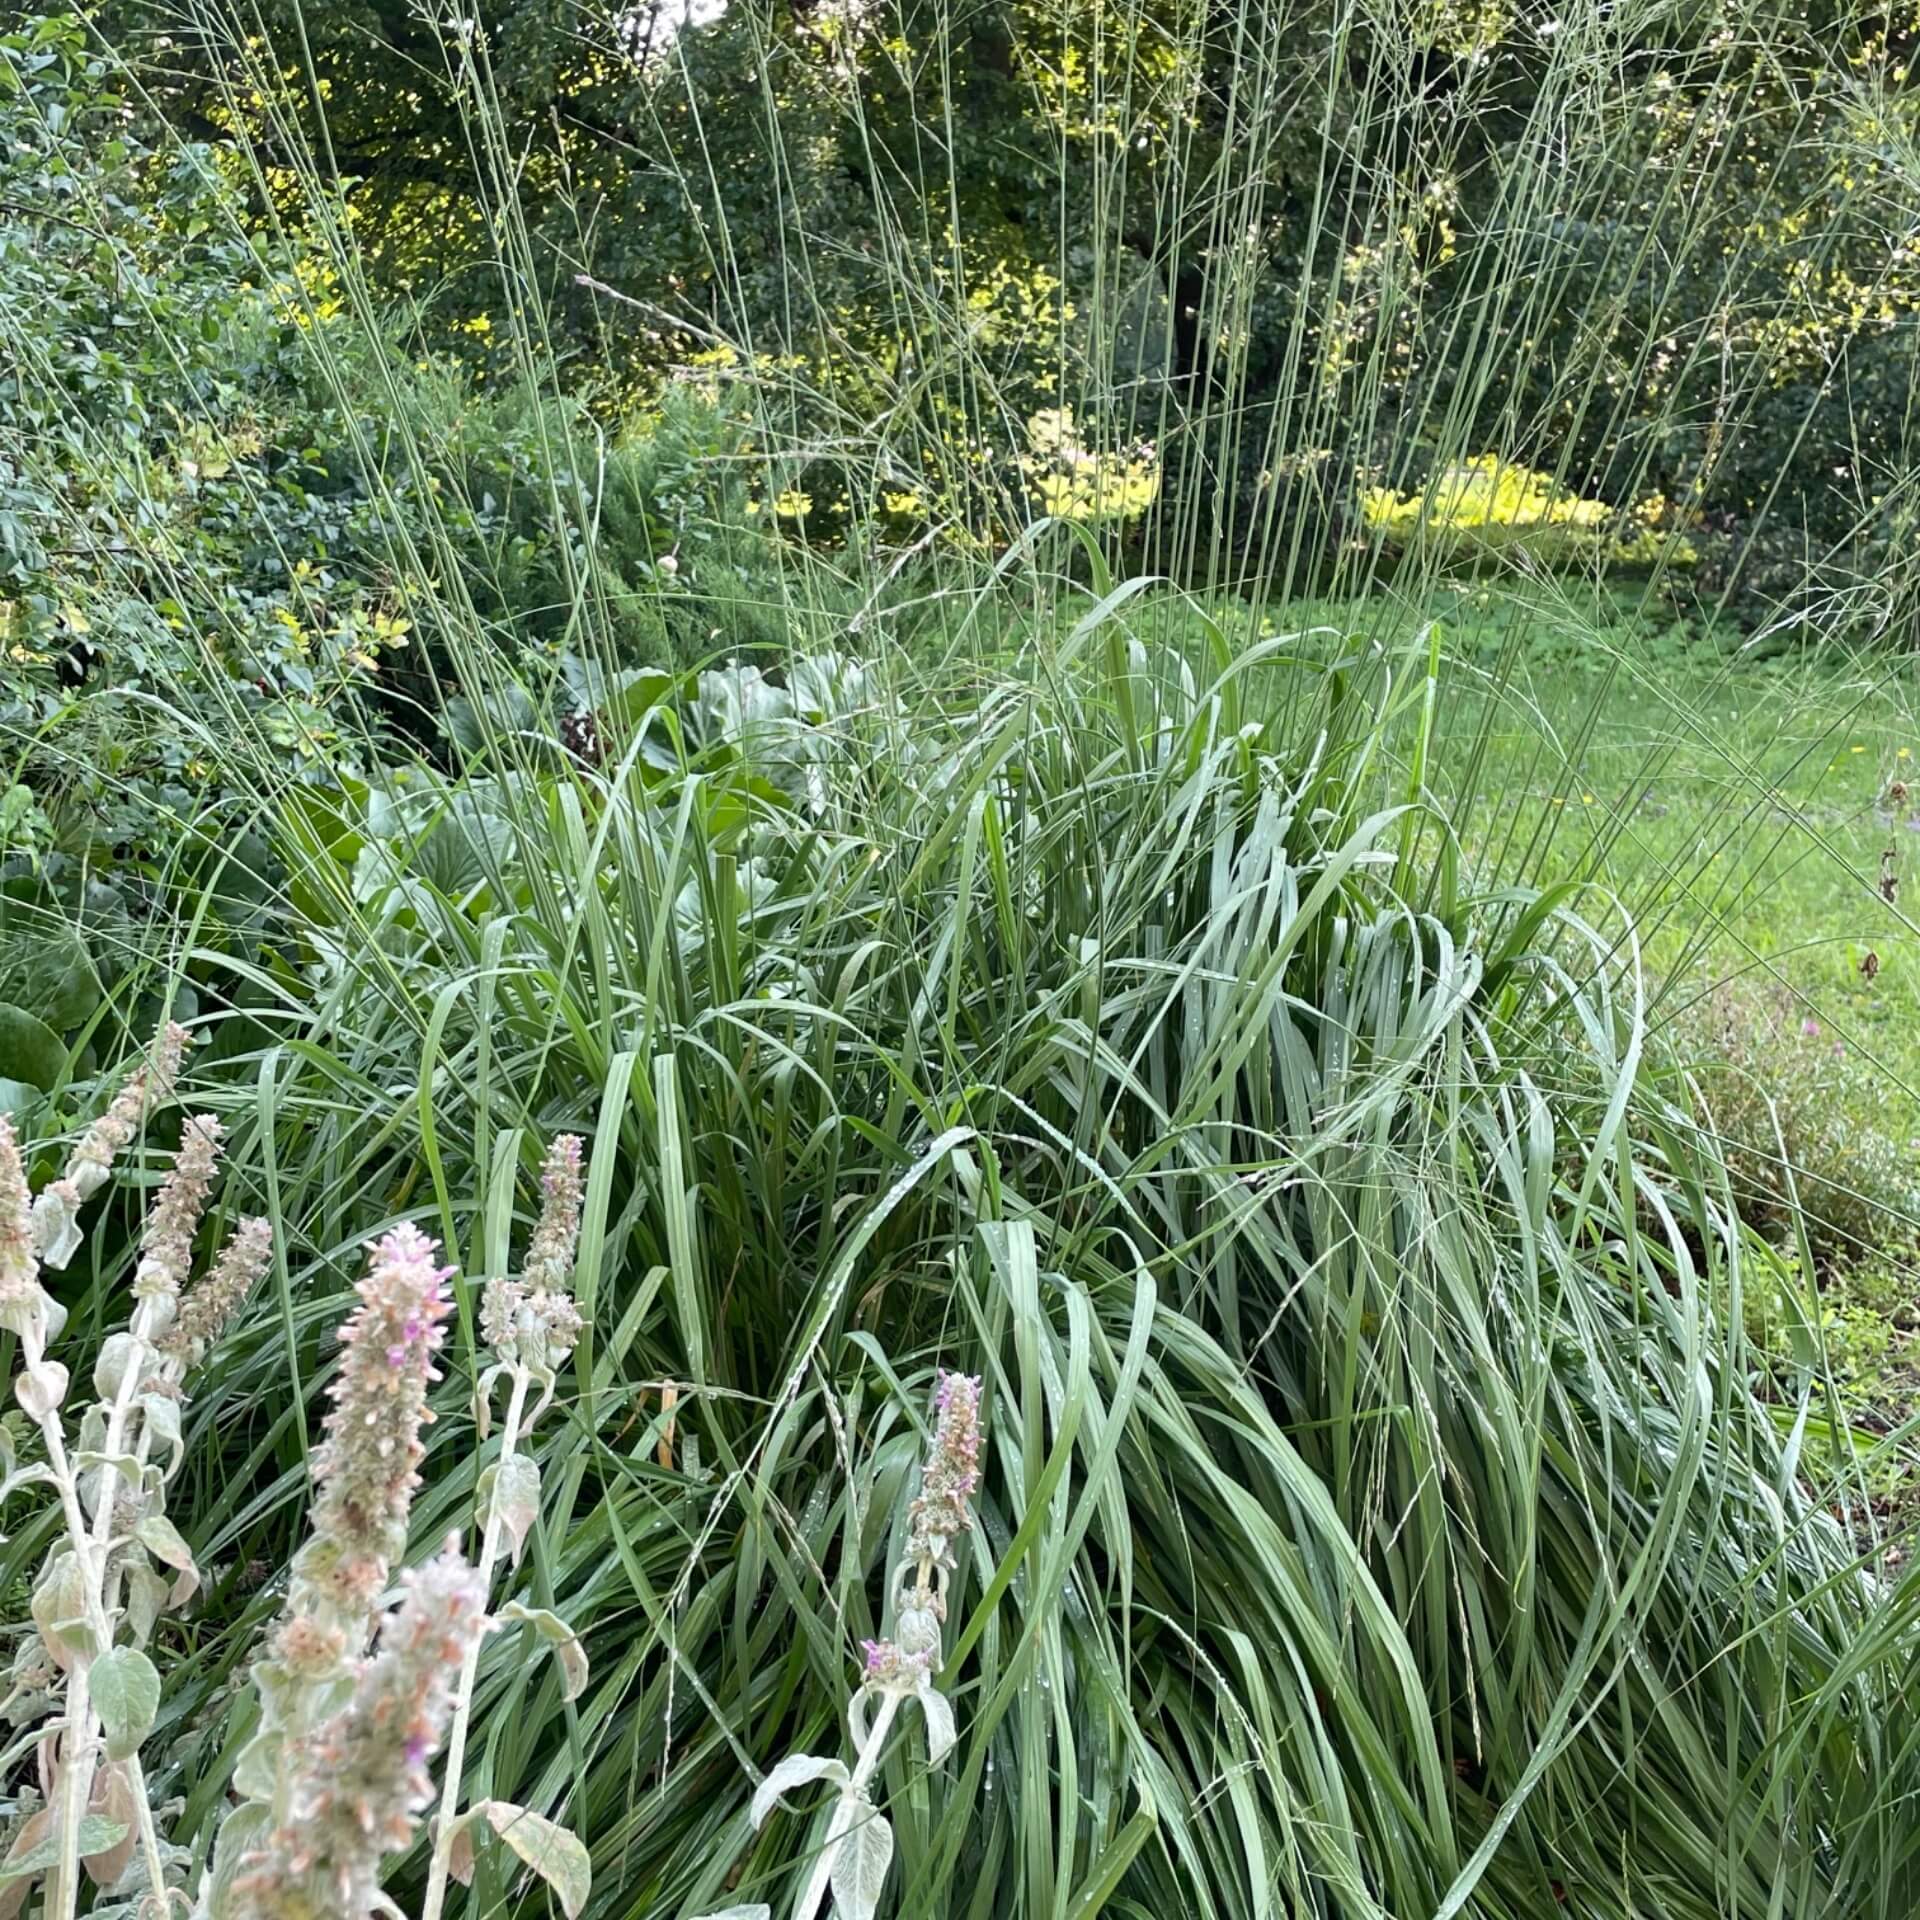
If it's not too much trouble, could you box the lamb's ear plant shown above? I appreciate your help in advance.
[0,1025,276,1920]
[203,1218,459,1917]
[420,1133,590,1920]
[715,1372,984,1920]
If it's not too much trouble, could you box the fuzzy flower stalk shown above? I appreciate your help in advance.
[31,1021,190,1271]
[420,1135,588,1920]
[0,1042,276,1920]
[209,1223,456,1915]
[288,1223,454,1635]
[230,1545,486,1920]
[728,1371,984,1920]
[216,1203,589,1920]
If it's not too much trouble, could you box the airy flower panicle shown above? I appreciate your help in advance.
[906,1371,982,1577]
[236,1545,488,1920]
[157,1214,274,1375]
[134,1114,222,1303]
[522,1133,584,1294]
[295,1225,454,1617]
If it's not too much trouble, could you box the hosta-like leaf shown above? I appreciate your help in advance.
[477,1801,590,1918]
[828,1799,893,1920]
[750,1753,849,1830]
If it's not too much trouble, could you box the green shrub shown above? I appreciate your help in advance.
[1361,453,1696,573]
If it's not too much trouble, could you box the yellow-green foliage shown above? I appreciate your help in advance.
[1363,454,1695,569]
[1020,407,1160,524]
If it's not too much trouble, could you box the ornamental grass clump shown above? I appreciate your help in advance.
[0,1027,273,1920]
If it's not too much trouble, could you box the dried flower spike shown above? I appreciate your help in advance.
[34,1021,192,1270]
[522,1133,584,1293]
[478,1135,586,1379]
[906,1370,982,1581]
[157,1216,274,1376]
[135,1115,222,1304]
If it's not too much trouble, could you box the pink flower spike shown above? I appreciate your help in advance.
[234,1546,487,1920]
[907,1370,983,1575]
[293,1226,455,1620]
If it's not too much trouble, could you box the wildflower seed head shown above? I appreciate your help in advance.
[135,1114,223,1304]
[158,1215,274,1376]
[523,1133,585,1293]
[295,1225,453,1620]
[236,1544,487,1920]
[906,1370,982,1576]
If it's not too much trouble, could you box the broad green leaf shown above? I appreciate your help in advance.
[92,1646,161,1760]
[0,1004,64,1089]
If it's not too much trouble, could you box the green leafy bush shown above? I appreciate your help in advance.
[1362,453,1696,572]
